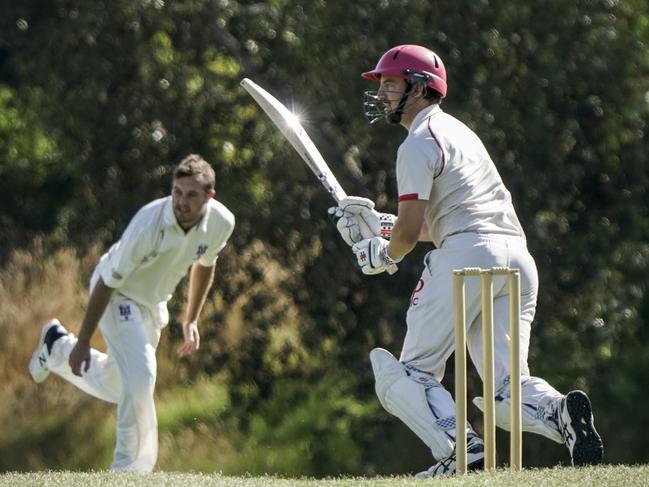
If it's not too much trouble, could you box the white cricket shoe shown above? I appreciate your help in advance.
[558,390,604,466]
[28,319,67,383]
[414,434,485,478]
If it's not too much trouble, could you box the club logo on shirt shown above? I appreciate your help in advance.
[409,279,424,307]
[195,244,208,260]
[118,304,133,322]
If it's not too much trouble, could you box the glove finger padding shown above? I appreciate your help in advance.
[336,213,362,246]
[340,197,380,240]
[330,196,397,246]
[339,195,397,240]
[329,206,363,246]
[338,196,375,215]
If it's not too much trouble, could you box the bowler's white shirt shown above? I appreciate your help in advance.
[396,104,525,247]
[96,196,235,322]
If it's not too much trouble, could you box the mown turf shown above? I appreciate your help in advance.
[1,464,647,486]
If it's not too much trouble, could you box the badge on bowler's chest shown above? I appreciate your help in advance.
[118,304,134,322]
[195,244,208,259]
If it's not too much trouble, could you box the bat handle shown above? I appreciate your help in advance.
[387,264,398,275]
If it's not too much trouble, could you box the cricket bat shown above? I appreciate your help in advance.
[240,77,397,274]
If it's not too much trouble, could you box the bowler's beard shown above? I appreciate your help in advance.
[173,204,204,230]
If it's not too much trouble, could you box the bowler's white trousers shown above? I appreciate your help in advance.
[46,290,161,472]
[400,233,563,440]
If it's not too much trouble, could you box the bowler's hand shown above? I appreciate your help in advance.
[178,320,200,357]
[69,339,91,376]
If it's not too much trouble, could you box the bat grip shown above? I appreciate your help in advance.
[387,264,398,275]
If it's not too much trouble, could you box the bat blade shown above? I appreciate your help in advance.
[240,78,347,202]
[241,77,398,275]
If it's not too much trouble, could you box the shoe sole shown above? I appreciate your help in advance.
[28,319,60,383]
[565,390,604,466]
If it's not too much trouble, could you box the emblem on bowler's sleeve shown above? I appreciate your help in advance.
[118,304,133,322]
[195,244,208,259]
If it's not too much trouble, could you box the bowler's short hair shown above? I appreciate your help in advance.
[173,154,215,192]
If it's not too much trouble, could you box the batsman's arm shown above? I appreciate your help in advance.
[418,220,433,242]
[387,200,428,261]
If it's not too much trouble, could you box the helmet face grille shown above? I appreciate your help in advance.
[363,88,412,125]
[363,91,386,124]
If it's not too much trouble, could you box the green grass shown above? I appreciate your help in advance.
[156,379,230,431]
[1,465,647,486]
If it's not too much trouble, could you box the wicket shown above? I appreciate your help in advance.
[453,267,522,473]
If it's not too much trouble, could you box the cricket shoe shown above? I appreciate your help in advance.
[414,434,484,478]
[28,319,68,383]
[559,390,604,466]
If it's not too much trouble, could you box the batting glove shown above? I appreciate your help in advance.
[352,236,401,275]
[328,196,396,247]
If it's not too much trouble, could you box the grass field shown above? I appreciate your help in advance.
[1,465,647,487]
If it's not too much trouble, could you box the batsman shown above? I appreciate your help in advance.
[330,44,604,476]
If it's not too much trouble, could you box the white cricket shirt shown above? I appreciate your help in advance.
[96,196,235,317]
[396,104,525,247]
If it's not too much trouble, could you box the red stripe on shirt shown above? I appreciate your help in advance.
[398,193,420,202]
[427,118,446,178]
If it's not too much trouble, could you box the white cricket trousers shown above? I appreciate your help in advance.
[46,292,161,473]
[401,233,562,413]
[401,232,537,380]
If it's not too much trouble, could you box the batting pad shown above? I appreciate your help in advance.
[370,348,455,459]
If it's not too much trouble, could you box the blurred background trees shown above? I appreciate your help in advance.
[1,0,648,474]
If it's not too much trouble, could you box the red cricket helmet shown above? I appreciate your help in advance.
[362,44,447,98]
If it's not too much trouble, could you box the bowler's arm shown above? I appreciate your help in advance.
[177,262,216,357]
[69,277,115,376]
[185,263,216,322]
